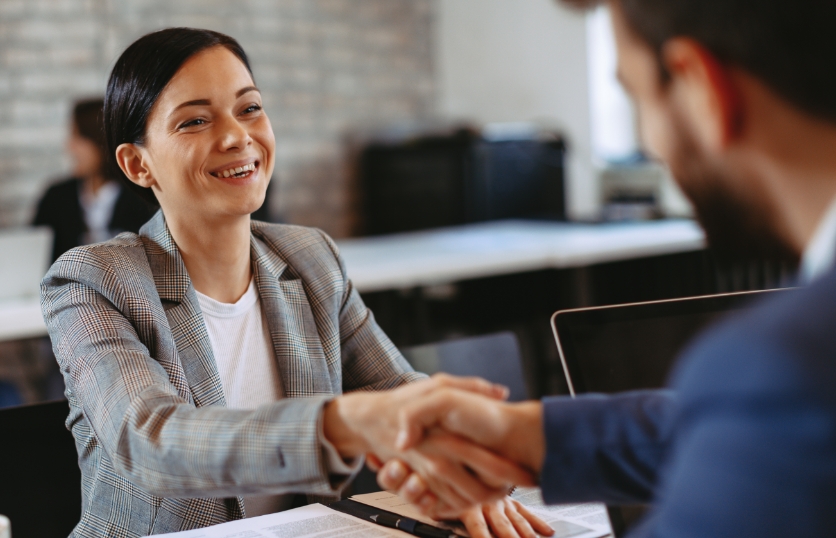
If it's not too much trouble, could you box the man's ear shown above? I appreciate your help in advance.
[662,38,744,152]
[115,143,156,189]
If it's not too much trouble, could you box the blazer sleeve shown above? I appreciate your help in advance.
[316,230,427,392]
[539,390,677,505]
[41,246,350,499]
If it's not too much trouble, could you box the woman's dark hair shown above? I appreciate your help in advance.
[72,98,110,178]
[104,27,253,206]
[562,0,836,124]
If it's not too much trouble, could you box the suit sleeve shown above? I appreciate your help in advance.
[41,247,348,499]
[317,230,427,392]
[540,390,677,505]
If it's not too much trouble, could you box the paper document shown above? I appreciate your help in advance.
[143,503,411,538]
[511,487,613,537]
[351,489,612,538]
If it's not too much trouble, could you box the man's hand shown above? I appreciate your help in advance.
[393,386,546,474]
[323,374,536,513]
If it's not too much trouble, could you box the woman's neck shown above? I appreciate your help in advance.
[166,213,253,303]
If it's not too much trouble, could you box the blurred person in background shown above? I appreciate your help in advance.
[33,98,156,262]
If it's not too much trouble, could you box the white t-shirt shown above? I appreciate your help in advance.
[197,278,361,517]
[79,181,121,244]
[196,279,290,517]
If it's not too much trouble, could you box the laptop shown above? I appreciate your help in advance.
[0,227,53,302]
[550,289,790,536]
[551,289,789,396]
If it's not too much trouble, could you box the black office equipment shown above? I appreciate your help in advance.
[552,289,789,396]
[0,400,80,538]
[359,130,567,235]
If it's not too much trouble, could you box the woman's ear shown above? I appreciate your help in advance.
[663,37,744,153]
[115,143,156,189]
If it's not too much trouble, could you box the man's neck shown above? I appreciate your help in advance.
[735,78,836,255]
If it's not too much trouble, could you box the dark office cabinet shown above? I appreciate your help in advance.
[470,138,566,222]
[359,131,567,235]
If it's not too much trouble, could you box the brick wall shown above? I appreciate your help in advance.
[0,0,436,237]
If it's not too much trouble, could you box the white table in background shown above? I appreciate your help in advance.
[0,298,46,342]
[336,219,706,293]
[0,219,706,342]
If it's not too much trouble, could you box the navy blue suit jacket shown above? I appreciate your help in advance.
[540,272,836,537]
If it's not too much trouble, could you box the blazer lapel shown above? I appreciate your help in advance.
[139,211,227,409]
[250,233,334,398]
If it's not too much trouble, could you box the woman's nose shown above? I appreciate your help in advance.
[217,115,252,151]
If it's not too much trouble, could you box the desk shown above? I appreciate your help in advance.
[0,298,46,342]
[336,219,705,293]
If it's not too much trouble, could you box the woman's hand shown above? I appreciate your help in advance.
[366,460,554,538]
[371,458,554,537]
[461,498,555,538]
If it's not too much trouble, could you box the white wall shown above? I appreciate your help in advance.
[435,0,598,219]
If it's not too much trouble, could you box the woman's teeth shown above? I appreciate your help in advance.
[217,163,256,178]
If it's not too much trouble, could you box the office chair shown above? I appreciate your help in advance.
[348,331,530,495]
[401,331,530,402]
[0,380,22,408]
[0,400,81,538]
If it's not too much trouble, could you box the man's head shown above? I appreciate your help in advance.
[563,0,836,264]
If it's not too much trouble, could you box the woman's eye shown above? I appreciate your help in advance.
[179,118,206,129]
[242,104,262,115]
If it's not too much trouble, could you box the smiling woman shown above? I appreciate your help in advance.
[40,27,545,538]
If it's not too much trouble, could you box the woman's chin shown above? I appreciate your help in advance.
[232,195,268,218]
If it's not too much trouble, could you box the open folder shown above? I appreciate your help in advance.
[145,489,612,538]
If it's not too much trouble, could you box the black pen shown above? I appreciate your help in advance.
[331,499,457,538]
[370,511,456,538]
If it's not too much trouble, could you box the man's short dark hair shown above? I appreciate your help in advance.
[562,0,836,123]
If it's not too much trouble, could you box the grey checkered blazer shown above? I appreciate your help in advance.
[41,211,424,537]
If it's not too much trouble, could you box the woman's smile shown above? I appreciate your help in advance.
[209,158,260,184]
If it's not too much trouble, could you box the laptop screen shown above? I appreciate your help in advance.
[551,289,789,395]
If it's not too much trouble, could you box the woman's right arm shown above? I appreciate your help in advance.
[41,245,347,499]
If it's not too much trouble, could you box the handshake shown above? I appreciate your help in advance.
[324,374,547,523]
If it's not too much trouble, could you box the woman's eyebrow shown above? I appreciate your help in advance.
[170,99,210,117]
[169,87,260,117]
[236,85,260,97]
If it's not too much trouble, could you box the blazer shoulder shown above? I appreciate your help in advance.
[44,232,151,289]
